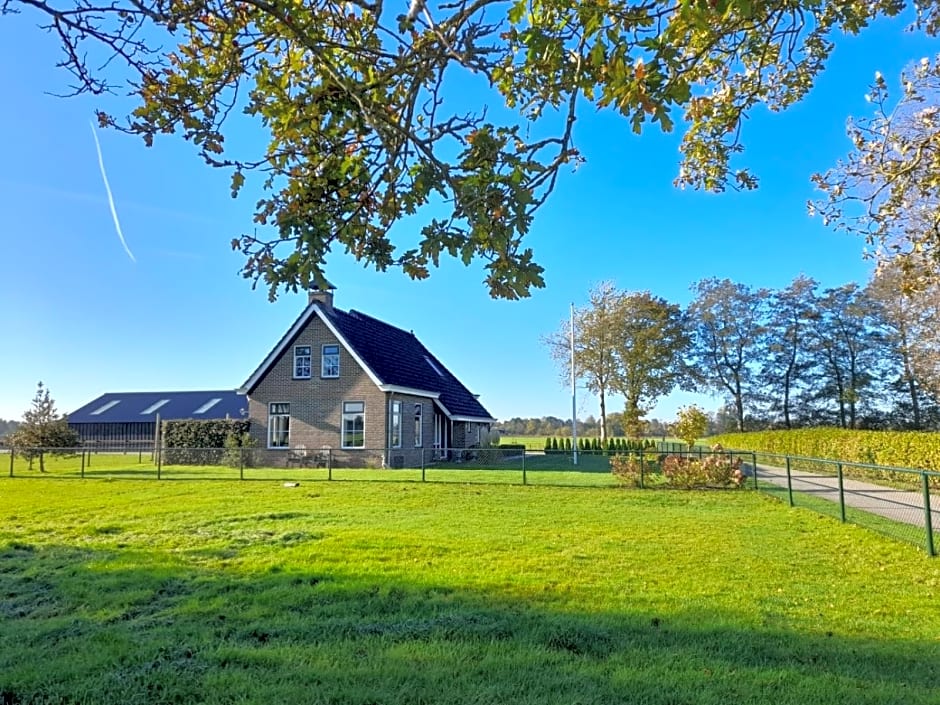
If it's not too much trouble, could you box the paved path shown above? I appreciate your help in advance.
[749,462,940,531]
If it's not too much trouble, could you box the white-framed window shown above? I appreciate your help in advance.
[342,401,365,448]
[322,344,340,378]
[414,403,423,448]
[390,400,402,448]
[293,345,312,379]
[268,402,290,448]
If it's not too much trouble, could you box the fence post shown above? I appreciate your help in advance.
[639,450,645,489]
[421,449,426,482]
[81,450,85,479]
[157,448,162,480]
[239,448,245,481]
[522,450,527,486]
[837,463,846,522]
[922,473,935,557]
[9,449,13,478]
[786,456,794,507]
[751,452,758,490]
[327,448,332,481]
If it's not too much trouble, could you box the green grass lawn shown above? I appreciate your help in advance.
[1,477,938,704]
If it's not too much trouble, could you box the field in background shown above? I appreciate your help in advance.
[1,478,939,704]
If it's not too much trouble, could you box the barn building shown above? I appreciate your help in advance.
[68,390,247,446]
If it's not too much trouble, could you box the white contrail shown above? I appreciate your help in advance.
[89,121,136,263]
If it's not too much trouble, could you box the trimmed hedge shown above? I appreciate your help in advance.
[162,419,252,465]
[709,428,940,472]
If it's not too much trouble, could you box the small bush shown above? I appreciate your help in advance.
[661,450,746,489]
[610,455,644,487]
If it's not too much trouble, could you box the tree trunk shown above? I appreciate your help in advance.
[598,389,608,444]
[908,373,921,429]
[38,450,46,473]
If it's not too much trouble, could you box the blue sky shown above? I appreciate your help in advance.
[1,9,937,425]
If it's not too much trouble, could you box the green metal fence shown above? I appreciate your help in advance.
[5,443,936,555]
[741,450,939,556]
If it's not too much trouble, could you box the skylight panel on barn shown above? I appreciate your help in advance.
[194,398,222,414]
[90,399,121,415]
[141,399,170,415]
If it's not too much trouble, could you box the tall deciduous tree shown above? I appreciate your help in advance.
[613,292,690,438]
[805,284,880,429]
[6,0,938,297]
[9,382,81,472]
[865,261,940,428]
[544,281,623,443]
[814,58,940,287]
[760,275,818,428]
[685,278,766,432]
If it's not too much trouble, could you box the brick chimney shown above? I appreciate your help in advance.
[308,281,335,310]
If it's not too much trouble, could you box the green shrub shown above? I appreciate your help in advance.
[162,419,251,465]
[610,455,644,486]
[661,452,746,489]
[552,437,559,451]
[709,428,940,486]
[545,437,553,451]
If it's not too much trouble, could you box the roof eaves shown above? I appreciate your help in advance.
[378,384,440,399]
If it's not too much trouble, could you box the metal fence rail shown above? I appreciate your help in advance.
[2,444,748,487]
[745,450,939,556]
[5,442,937,555]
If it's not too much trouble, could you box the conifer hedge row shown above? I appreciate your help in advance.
[543,437,656,453]
[708,428,940,472]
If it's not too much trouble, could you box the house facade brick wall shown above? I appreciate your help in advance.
[244,294,495,468]
[248,316,387,466]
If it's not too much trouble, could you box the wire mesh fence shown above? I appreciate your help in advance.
[747,451,938,556]
[1,444,749,488]
[4,442,937,554]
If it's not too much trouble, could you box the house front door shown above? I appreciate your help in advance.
[433,411,448,459]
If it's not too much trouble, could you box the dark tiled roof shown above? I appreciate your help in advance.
[241,302,494,421]
[324,308,493,420]
[69,390,247,423]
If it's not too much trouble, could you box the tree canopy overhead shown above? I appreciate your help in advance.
[6,0,936,298]
[813,55,940,286]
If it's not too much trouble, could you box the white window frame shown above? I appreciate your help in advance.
[390,400,402,448]
[321,344,340,378]
[293,345,312,379]
[414,403,423,448]
[342,401,365,449]
[268,402,290,449]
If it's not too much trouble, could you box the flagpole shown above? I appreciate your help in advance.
[570,302,578,466]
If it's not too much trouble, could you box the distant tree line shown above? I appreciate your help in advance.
[495,414,675,439]
[0,418,20,441]
[541,266,940,435]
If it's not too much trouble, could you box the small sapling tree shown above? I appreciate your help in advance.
[9,382,80,472]
[673,405,709,452]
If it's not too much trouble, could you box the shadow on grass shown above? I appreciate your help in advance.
[0,542,936,705]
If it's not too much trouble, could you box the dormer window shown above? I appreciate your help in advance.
[293,346,312,379]
[322,344,340,378]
